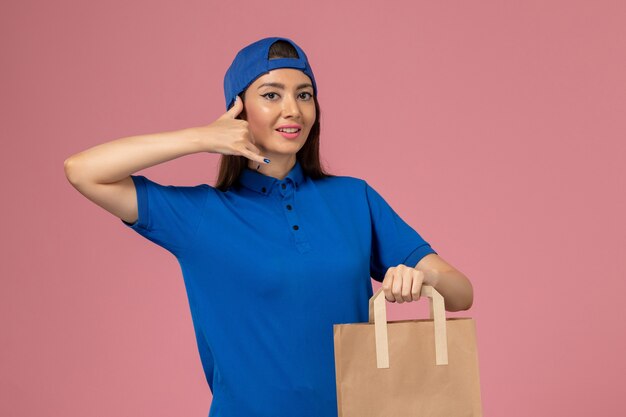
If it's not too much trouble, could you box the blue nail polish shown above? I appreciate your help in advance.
[264,158,271,164]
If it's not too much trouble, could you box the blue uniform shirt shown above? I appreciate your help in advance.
[122,160,437,417]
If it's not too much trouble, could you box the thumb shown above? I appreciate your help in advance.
[224,95,244,119]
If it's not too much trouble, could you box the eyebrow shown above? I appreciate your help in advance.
[257,82,314,91]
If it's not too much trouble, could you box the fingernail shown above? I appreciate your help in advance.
[264,158,270,164]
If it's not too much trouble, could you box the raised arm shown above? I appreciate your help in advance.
[63,96,268,224]
[64,128,206,224]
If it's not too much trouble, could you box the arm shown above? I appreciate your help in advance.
[63,94,268,224]
[64,128,203,186]
[63,128,205,224]
[416,253,474,312]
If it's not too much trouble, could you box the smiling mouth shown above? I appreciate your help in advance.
[275,128,302,139]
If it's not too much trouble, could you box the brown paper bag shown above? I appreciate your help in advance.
[333,286,483,417]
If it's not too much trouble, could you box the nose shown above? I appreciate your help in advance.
[281,94,302,118]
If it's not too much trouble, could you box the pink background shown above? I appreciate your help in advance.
[2,0,625,416]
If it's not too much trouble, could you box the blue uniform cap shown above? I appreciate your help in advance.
[223,36,318,111]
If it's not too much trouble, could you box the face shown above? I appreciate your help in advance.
[241,68,316,160]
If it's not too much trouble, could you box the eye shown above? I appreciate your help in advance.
[261,91,314,101]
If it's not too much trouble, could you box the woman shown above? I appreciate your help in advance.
[64,36,473,417]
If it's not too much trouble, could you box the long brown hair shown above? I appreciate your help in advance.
[215,40,335,191]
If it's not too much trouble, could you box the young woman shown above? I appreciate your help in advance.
[64,36,473,417]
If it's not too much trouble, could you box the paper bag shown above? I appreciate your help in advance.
[333,285,483,417]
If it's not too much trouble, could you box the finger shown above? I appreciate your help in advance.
[381,267,396,303]
[392,267,405,304]
[224,95,244,119]
[245,141,271,164]
[241,147,270,165]
[245,141,262,156]
[248,127,257,145]
[411,269,424,302]
[401,266,414,302]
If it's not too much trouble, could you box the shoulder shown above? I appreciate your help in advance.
[308,175,373,209]
[313,174,368,191]
[314,174,385,202]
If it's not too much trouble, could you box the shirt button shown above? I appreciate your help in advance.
[281,183,286,189]
[261,187,266,193]
[286,204,292,210]
[292,225,299,230]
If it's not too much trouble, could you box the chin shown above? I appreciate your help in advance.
[271,139,306,150]
[270,147,302,156]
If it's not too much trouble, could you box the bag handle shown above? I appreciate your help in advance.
[368,285,448,368]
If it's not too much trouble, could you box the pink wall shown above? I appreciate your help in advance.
[2,0,624,416]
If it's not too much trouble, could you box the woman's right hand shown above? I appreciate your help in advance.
[193,96,270,165]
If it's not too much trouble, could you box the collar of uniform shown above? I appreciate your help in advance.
[238,160,304,195]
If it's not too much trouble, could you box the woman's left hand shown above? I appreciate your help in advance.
[381,264,430,303]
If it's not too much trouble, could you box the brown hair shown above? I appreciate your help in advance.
[214,40,335,191]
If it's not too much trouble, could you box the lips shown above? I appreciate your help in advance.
[275,124,302,132]
[276,128,301,139]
